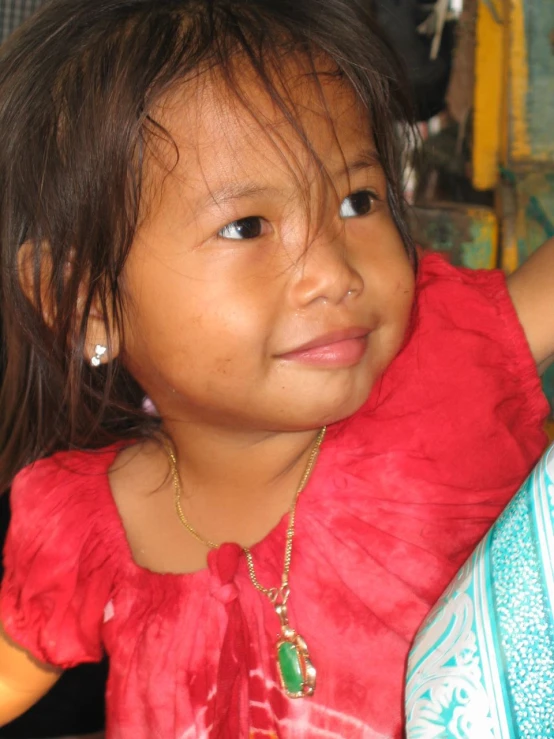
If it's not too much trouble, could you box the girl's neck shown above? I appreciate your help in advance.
[162,421,321,508]
[109,424,325,573]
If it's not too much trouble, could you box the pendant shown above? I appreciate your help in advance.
[274,601,316,698]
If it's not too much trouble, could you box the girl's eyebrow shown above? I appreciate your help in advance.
[203,183,274,209]
[341,147,382,177]
[188,181,274,213]
[196,148,382,212]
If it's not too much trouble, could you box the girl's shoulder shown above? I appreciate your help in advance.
[11,443,121,524]
[412,253,543,399]
[416,251,512,309]
[7,443,127,585]
[14,441,120,481]
[413,253,546,417]
[1,444,122,668]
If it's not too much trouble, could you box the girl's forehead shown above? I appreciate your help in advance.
[148,64,375,190]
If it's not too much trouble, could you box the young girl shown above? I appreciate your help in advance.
[0,1,553,737]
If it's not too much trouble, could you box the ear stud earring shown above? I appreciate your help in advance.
[90,344,108,367]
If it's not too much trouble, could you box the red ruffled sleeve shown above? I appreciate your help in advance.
[0,451,116,668]
[416,253,547,428]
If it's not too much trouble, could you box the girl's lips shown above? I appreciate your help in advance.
[278,329,370,367]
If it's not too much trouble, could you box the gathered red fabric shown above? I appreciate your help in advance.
[210,543,250,737]
[0,254,549,738]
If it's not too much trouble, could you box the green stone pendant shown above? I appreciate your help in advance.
[275,602,316,698]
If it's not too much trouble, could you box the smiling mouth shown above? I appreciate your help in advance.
[278,329,370,368]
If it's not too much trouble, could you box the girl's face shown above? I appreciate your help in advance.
[121,66,415,432]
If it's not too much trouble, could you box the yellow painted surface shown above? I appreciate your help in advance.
[502,233,519,274]
[473,0,505,190]
[499,180,518,273]
[509,0,532,161]
[501,171,554,272]
[461,207,498,269]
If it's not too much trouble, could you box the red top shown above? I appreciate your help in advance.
[0,255,549,738]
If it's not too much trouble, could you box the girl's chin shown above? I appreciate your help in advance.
[285,387,373,429]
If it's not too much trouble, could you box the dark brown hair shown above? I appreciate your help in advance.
[0,0,415,490]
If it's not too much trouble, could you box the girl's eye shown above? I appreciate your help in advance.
[218,217,265,240]
[339,190,375,219]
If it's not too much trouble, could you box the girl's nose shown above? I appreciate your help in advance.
[289,232,364,308]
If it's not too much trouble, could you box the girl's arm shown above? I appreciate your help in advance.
[508,236,554,373]
[0,622,62,725]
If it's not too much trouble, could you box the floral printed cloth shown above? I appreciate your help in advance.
[407,444,554,738]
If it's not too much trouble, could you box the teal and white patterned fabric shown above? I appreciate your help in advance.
[406,444,554,738]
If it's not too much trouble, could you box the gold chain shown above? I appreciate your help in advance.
[164,428,326,602]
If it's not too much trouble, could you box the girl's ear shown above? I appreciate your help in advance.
[17,240,57,328]
[17,240,121,366]
[84,304,121,367]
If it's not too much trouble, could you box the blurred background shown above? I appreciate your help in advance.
[0,0,553,736]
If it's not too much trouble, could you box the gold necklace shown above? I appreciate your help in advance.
[163,427,326,699]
